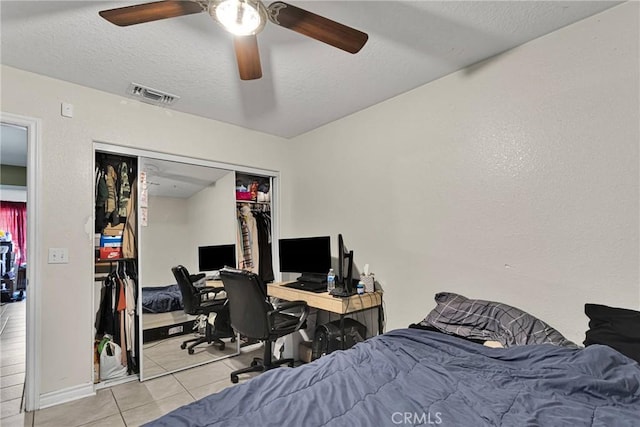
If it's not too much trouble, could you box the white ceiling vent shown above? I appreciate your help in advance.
[127,83,179,106]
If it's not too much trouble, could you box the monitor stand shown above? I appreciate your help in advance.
[330,287,357,298]
[296,272,327,284]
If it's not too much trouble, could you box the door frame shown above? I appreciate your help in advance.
[1,112,41,411]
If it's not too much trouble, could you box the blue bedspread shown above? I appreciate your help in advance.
[146,328,640,426]
[141,284,182,313]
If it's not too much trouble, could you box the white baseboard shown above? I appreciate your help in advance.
[38,383,95,410]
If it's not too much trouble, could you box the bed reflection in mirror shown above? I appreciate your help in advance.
[139,157,240,380]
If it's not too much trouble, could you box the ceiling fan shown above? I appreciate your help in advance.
[99,0,368,80]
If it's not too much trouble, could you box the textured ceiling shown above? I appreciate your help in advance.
[0,1,622,138]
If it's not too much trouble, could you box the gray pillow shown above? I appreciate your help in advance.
[420,292,577,348]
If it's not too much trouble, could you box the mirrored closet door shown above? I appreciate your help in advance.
[94,143,279,382]
[138,156,240,379]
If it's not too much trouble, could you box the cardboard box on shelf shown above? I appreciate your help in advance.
[99,247,121,260]
[103,223,124,236]
[100,234,123,247]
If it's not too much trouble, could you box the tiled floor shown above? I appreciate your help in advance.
[0,300,265,427]
[1,299,28,426]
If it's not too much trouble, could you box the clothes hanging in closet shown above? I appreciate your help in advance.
[94,154,136,233]
[95,260,139,375]
[236,203,274,283]
[237,204,260,274]
[254,210,274,283]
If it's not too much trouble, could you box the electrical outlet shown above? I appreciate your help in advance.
[48,247,69,264]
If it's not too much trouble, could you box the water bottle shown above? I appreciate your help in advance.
[327,268,336,292]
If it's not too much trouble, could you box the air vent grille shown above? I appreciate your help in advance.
[127,83,180,106]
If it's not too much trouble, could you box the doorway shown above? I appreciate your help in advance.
[0,112,40,415]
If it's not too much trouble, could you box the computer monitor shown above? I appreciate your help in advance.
[198,244,236,272]
[278,236,331,283]
[333,234,356,297]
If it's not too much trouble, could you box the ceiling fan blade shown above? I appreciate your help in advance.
[267,2,368,54]
[234,35,263,80]
[99,1,205,27]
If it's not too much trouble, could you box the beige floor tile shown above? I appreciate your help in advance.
[1,397,23,419]
[1,355,24,367]
[0,348,26,359]
[0,410,32,427]
[111,373,187,412]
[2,383,24,401]
[0,330,25,339]
[187,377,236,401]
[78,413,125,427]
[1,372,26,387]
[139,358,166,380]
[173,359,234,391]
[120,391,194,427]
[0,339,26,350]
[33,389,119,427]
[222,346,263,370]
[1,362,25,377]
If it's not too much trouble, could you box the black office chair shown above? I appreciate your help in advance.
[172,265,234,354]
[220,267,309,383]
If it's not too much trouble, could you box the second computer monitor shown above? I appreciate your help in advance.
[279,236,331,280]
[198,244,236,272]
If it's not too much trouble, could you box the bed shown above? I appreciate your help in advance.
[142,283,226,342]
[145,293,640,426]
[142,284,183,314]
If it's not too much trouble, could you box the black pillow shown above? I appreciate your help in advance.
[584,304,640,363]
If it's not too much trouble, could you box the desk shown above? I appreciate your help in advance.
[267,282,384,336]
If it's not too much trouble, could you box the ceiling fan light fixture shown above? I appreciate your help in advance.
[210,0,266,36]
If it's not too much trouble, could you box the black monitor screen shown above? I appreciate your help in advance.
[279,236,331,275]
[198,244,236,271]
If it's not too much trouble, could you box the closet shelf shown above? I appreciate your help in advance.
[95,257,136,264]
[236,200,270,204]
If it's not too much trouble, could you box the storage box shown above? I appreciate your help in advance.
[235,191,252,201]
[99,247,121,260]
[103,223,124,236]
[298,341,313,363]
[100,235,122,247]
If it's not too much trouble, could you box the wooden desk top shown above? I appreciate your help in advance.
[267,282,382,315]
[205,280,223,288]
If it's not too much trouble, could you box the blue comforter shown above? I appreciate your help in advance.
[141,284,182,313]
[146,328,640,426]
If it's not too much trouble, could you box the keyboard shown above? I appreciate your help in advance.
[283,281,328,293]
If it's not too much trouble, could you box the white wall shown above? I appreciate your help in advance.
[0,65,291,398]
[285,3,639,345]
[140,196,191,286]
[187,171,237,271]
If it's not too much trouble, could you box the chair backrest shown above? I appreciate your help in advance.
[171,265,200,315]
[219,268,271,340]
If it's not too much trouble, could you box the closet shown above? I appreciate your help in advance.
[235,172,274,283]
[92,143,280,383]
[93,151,139,386]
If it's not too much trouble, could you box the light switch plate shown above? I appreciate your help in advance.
[48,247,69,264]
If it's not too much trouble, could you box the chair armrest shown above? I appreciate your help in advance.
[197,286,226,301]
[190,273,206,283]
[268,300,309,331]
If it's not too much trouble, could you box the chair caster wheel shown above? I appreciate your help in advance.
[250,359,259,367]
[231,375,239,384]
[188,348,195,355]
[219,343,225,351]
[180,343,187,350]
